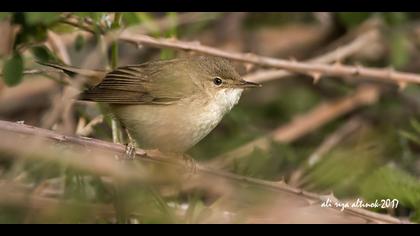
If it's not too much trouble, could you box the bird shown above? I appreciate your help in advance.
[39,55,261,160]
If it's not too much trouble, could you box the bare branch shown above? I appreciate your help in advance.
[0,119,407,224]
[59,15,105,34]
[245,30,380,83]
[60,12,220,36]
[118,32,420,86]
[76,115,104,136]
[0,68,61,77]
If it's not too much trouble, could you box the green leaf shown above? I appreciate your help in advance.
[399,130,420,145]
[24,12,61,25]
[159,13,178,60]
[137,13,159,35]
[31,46,57,62]
[137,12,154,23]
[390,32,409,69]
[74,34,85,52]
[2,53,24,86]
[337,12,372,28]
[160,48,175,60]
[409,118,420,134]
[32,25,49,42]
[122,12,140,26]
[381,12,407,26]
[165,12,178,37]
[360,165,420,216]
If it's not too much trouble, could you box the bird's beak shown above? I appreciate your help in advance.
[236,80,262,88]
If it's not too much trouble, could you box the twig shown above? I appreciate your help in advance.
[118,32,420,87]
[46,30,75,134]
[244,30,380,83]
[0,68,60,76]
[76,115,104,137]
[40,31,108,133]
[0,122,158,183]
[288,117,364,186]
[59,15,106,34]
[60,12,220,37]
[46,30,71,65]
[0,119,407,224]
[209,85,380,168]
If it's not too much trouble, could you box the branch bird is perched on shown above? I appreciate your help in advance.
[40,56,261,159]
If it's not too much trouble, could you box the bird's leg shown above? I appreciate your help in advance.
[182,153,198,176]
[123,127,137,160]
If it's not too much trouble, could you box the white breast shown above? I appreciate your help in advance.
[189,88,243,144]
[215,88,244,113]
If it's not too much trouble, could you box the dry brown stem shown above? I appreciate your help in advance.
[245,30,380,83]
[0,119,407,224]
[118,33,420,86]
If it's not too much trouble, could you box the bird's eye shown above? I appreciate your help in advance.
[213,77,223,86]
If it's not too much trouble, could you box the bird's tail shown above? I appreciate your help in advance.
[37,61,106,86]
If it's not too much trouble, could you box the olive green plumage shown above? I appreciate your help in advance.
[39,56,260,152]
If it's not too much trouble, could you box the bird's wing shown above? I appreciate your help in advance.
[79,59,197,105]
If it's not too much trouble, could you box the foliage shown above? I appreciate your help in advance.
[0,12,420,224]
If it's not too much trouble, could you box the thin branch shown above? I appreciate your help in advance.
[60,12,220,37]
[0,123,159,183]
[245,30,380,83]
[118,32,420,87]
[59,15,106,34]
[0,68,60,76]
[0,119,407,224]
[40,30,109,133]
[76,115,104,137]
[209,85,380,168]
[46,30,75,134]
[46,30,72,65]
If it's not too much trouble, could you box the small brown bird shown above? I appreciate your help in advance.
[40,56,260,158]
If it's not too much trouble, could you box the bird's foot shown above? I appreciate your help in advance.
[120,128,137,161]
[123,141,137,160]
[182,154,198,177]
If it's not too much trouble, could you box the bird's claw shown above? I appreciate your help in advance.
[120,128,137,161]
[124,142,137,160]
[182,154,198,177]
